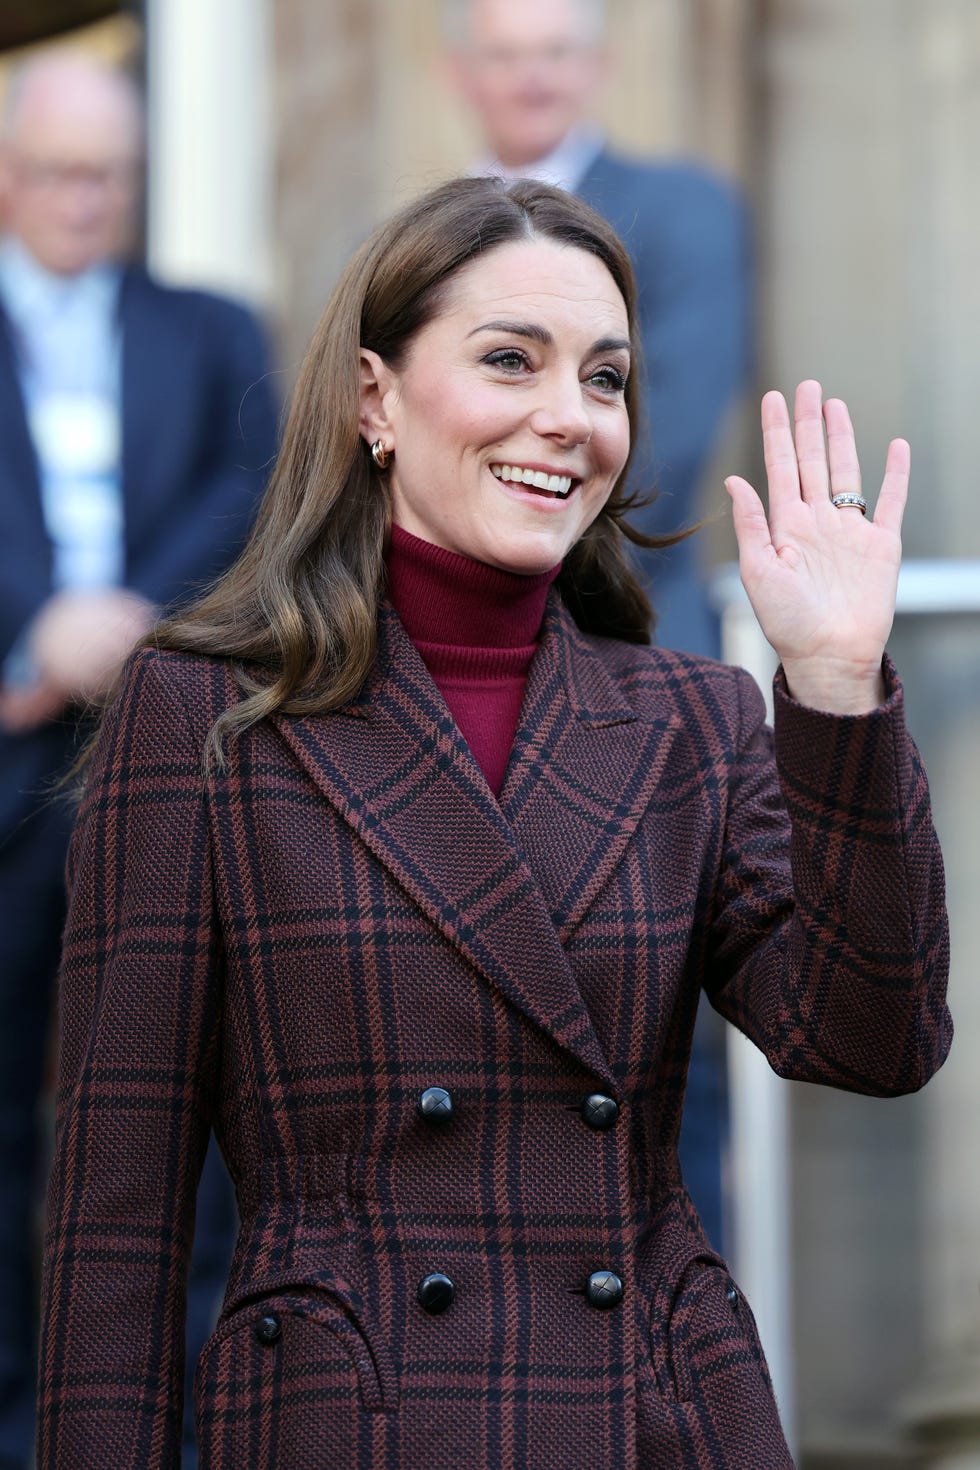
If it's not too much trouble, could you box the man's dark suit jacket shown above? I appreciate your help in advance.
[37,599,950,1468]
[579,149,752,658]
[0,265,278,847]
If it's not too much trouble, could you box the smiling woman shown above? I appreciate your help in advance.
[37,176,951,1470]
[128,175,673,764]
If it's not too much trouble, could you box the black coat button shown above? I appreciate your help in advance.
[419,1087,453,1125]
[580,1093,620,1130]
[417,1272,456,1314]
[254,1313,282,1345]
[585,1270,624,1309]
[725,1281,740,1310]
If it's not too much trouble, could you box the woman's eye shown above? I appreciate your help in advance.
[483,348,529,373]
[589,365,628,393]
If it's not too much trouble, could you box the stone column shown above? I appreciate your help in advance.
[272,0,382,366]
[145,0,273,306]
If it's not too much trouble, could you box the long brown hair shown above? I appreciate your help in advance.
[151,176,684,768]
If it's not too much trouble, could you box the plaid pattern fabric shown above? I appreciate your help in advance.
[37,595,951,1469]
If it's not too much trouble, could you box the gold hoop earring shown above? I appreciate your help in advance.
[371,439,391,470]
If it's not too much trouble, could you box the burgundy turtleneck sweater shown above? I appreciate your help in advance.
[385,524,560,795]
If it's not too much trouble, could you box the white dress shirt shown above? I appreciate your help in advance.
[0,238,124,683]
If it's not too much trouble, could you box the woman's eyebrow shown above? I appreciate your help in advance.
[467,320,631,355]
[591,336,632,356]
[468,319,552,344]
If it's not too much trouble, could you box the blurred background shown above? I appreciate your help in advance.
[1,3,977,1468]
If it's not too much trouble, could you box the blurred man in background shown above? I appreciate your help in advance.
[0,52,277,1470]
[446,0,753,1252]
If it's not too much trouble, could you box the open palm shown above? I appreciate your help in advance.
[725,380,907,712]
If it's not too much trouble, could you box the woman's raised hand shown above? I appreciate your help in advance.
[725,379,907,714]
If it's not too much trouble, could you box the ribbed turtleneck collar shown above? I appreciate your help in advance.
[385,523,560,651]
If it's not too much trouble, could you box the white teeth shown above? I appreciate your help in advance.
[489,464,575,497]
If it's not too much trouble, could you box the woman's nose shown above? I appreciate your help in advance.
[529,374,593,445]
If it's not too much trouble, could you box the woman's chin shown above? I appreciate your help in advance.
[473,528,571,577]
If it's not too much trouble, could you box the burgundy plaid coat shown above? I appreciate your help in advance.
[38,596,951,1469]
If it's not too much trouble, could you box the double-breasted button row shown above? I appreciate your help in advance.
[578,1096,622,1309]
[421,1087,620,1132]
[417,1269,623,1315]
[415,1085,621,1316]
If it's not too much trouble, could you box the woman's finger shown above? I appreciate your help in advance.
[725,474,773,571]
[761,390,802,516]
[824,398,863,500]
[793,380,830,505]
[873,438,910,536]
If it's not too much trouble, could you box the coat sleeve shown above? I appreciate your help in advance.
[705,658,952,1096]
[37,649,221,1469]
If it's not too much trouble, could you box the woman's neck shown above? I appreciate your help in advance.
[385,523,559,651]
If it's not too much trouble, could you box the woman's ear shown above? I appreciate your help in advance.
[358,349,397,447]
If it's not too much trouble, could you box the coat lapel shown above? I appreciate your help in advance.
[274,604,616,1088]
[499,597,682,945]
